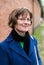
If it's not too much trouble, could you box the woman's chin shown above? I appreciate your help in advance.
[21,29,28,32]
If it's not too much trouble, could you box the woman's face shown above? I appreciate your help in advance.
[14,13,32,34]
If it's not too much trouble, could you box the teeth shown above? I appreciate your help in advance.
[23,24,29,26]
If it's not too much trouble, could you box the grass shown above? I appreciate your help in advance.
[34,22,44,65]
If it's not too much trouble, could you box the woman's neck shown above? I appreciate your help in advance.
[15,28,25,37]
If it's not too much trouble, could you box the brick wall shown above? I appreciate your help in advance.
[0,0,41,42]
[34,0,41,28]
[0,0,32,42]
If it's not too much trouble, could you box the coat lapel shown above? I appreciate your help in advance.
[29,36,34,56]
[6,33,34,63]
[9,40,31,63]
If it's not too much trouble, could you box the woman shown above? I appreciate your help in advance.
[0,8,42,65]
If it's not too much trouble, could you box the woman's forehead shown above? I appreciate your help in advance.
[18,12,30,18]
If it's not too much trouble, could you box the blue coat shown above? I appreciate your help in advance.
[0,32,42,65]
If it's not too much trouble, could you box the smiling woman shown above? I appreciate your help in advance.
[8,8,32,36]
[8,8,32,29]
[0,8,42,65]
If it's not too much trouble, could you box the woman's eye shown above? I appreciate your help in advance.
[21,19,25,20]
[18,18,32,21]
[18,18,25,20]
[27,18,30,21]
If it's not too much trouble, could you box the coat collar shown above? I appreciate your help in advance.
[6,32,34,63]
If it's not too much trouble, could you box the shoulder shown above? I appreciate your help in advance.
[30,35,38,45]
[0,32,13,50]
[30,35,37,41]
[0,40,8,52]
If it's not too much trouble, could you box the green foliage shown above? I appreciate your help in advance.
[34,21,44,65]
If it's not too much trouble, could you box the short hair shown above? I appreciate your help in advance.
[8,8,32,29]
